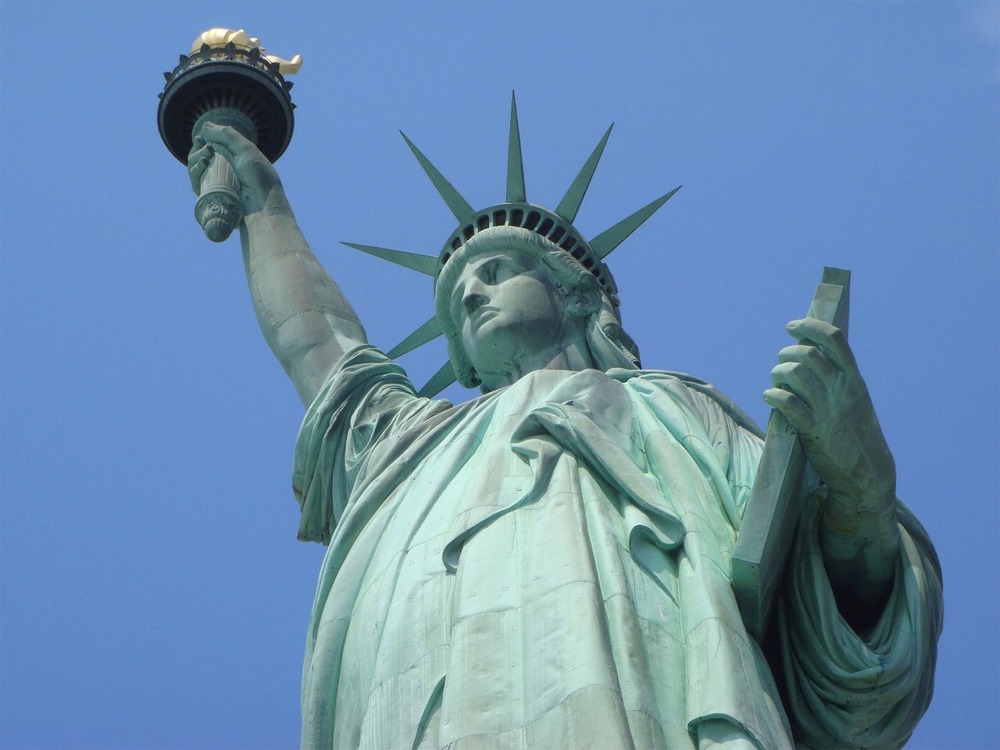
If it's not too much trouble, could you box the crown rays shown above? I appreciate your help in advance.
[342,92,679,397]
[507,94,526,204]
[555,123,612,223]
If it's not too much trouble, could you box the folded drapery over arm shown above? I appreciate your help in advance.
[292,347,425,544]
[776,497,943,749]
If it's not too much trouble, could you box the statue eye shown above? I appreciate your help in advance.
[482,259,506,285]
[488,258,523,284]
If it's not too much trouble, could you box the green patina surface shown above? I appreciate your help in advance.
[174,82,942,749]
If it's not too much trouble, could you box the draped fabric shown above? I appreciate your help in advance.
[292,347,941,750]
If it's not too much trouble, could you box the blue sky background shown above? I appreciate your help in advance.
[1,2,997,748]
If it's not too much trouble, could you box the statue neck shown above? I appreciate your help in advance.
[476,338,596,391]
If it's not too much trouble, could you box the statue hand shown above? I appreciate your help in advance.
[763,318,896,521]
[186,122,285,216]
[764,317,901,612]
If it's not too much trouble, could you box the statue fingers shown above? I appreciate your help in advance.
[762,386,816,433]
[187,137,215,193]
[785,318,858,374]
[776,343,838,382]
[195,123,278,203]
[198,122,254,161]
[770,360,831,415]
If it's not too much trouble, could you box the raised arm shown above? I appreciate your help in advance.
[189,123,367,406]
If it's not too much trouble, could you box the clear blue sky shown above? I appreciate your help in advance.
[2,2,997,748]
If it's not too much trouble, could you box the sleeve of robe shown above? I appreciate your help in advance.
[292,346,438,545]
[681,379,943,749]
[775,496,943,749]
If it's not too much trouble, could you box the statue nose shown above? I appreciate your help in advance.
[463,292,489,314]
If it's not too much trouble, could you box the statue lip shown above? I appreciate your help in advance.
[469,306,499,330]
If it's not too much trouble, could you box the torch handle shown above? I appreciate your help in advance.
[190,108,258,243]
[194,151,244,243]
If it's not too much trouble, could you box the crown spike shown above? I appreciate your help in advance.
[589,185,682,259]
[387,316,444,359]
[418,362,458,398]
[556,124,613,223]
[401,131,476,224]
[341,242,438,276]
[506,92,526,203]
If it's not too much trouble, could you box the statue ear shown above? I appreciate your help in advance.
[566,285,602,319]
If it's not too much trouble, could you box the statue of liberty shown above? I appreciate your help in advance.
[186,95,941,750]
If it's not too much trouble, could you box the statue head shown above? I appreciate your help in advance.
[344,94,679,396]
[435,226,640,390]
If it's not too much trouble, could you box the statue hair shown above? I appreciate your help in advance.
[434,226,641,390]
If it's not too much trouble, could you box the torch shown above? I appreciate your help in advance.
[158,29,301,242]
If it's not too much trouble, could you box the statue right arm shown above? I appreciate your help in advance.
[189,123,367,406]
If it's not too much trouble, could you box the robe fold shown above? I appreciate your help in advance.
[292,347,941,750]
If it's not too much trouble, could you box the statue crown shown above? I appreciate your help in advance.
[343,93,680,396]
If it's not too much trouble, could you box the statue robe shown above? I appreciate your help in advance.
[292,347,941,749]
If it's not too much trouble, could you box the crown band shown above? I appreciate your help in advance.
[439,202,620,307]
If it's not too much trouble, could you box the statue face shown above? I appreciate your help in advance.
[448,249,588,388]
